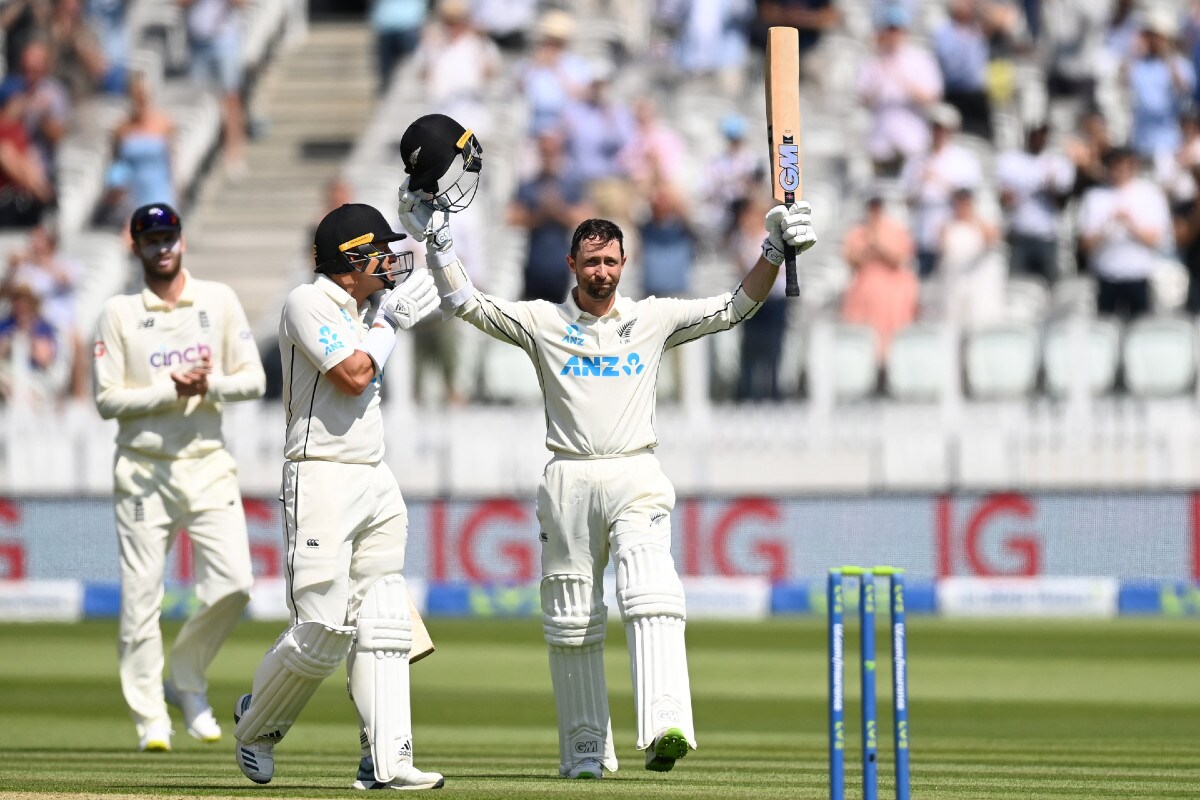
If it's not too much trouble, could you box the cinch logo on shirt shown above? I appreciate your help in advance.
[562,323,585,346]
[560,353,645,377]
[149,343,211,368]
[318,326,344,356]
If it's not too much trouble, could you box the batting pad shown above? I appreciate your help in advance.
[233,621,354,743]
[543,574,617,774]
[349,575,414,783]
[616,544,696,750]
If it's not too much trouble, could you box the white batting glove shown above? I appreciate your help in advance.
[375,269,439,331]
[397,178,434,241]
[761,201,816,265]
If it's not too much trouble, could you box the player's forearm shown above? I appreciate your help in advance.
[207,365,266,403]
[94,383,181,420]
[741,255,781,303]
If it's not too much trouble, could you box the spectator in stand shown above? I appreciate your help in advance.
[620,96,687,197]
[937,187,1005,328]
[900,103,983,278]
[855,4,943,175]
[1,225,84,397]
[996,122,1075,282]
[669,0,751,96]
[85,0,129,94]
[702,113,764,235]
[0,0,52,77]
[1125,9,1195,162]
[1171,148,1200,312]
[412,0,501,138]
[933,0,994,141]
[0,282,64,405]
[1040,0,1109,106]
[639,183,696,299]
[728,195,789,400]
[508,129,594,302]
[841,192,918,363]
[473,0,535,52]
[1065,106,1115,198]
[179,0,247,177]
[369,0,427,94]
[48,0,115,100]
[1078,147,1172,320]
[103,72,175,230]
[0,78,53,228]
[1104,0,1141,67]
[1156,110,1200,205]
[18,38,71,183]
[517,9,591,135]
[562,60,636,224]
[753,0,841,87]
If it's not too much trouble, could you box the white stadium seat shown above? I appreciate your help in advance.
[479,338,543,405]
[965,323,1041,399]
[826,323,878,401]
[1042,317,1121,397]
[886,322,953,402]
[1122,316,1197,397]
[1004,275,1049,323]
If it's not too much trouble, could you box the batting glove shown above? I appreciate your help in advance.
[375,269,439,331]
[761,201,816,265]
[397,178,434,241]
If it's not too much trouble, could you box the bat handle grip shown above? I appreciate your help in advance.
[784,246,799,297]
[783,195,799,297]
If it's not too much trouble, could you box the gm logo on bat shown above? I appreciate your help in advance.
[777,137,799,193]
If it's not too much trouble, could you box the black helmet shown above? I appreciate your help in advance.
[130,203,182,239]
[313,203,413,289]
[398,113,483,212]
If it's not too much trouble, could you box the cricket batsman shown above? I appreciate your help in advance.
[231,202,444,790]
[395,114,816,778]
[92,203,266,752]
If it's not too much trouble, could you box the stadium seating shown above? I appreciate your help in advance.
[1042,317,1122,398]
[964,322,1040,399]
[1122,317,1197,398]
[886,322,953,402]
[813,322,877,401]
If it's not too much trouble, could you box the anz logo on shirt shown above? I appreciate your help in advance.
[318,325,345,356]
[562,323,585,346]
[560,353,645,378]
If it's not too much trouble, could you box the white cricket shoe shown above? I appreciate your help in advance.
[353,755,445,791]
[645,727,690,772]
[164,680,221,742]
[233,694,275,784]
[566,759,604,779]
[137,722,172,752]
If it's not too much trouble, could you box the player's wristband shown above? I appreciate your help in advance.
[427,249,475,311]
[361,325,397,373]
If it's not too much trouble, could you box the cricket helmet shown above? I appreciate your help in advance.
[313,203,413,289]
[398,113,483,212]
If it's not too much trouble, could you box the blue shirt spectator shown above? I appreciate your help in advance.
[1127,13,1195,159]
[639,187,695,298]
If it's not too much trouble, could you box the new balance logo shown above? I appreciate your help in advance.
[306,538,319,548]
[137,318,155,329]
[133,499,144,522]
[198,310,210,329]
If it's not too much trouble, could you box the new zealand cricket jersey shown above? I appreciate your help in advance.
[458,286,761,456]
[92,269,265,458]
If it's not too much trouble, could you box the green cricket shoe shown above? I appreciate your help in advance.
[645,728,690,772]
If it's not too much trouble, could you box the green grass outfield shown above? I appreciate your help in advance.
[0,617,1197,799]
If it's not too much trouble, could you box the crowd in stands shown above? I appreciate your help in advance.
[0,0,251,408]
[9,0,1200,410]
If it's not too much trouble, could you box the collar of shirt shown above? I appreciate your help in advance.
[314,273,358,315]
[141,268,195,311]
[562,289,635,322]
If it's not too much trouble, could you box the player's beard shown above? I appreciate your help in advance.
[140,239,183,281]
[581,274,618,301]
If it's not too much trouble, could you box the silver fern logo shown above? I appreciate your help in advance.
[408,147,421,169]
[617,318,637,343]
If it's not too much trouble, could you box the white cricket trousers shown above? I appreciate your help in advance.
[114,448,254,731]
[281,459,408,627]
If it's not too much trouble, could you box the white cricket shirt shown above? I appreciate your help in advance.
[93,269,265,458]
[458,285,760,456]
[279,276,384,464]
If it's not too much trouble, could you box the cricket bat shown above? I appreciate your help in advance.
[765,26,802,298]
[408,589,435,663]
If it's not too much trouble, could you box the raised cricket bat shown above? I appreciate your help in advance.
[765,26,802,298]
[408,589,435,663]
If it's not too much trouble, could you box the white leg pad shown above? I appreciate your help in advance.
[349,575,414,784]
[616,543,697,751]
[542,574,618,774]
[233,621,354,743]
